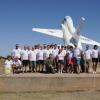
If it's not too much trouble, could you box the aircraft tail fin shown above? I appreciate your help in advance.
[75,17,85,36]
[72,17,85,45]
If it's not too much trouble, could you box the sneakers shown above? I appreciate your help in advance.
[93,71,97,74]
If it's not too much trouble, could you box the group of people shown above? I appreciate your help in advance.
[4,43,100,74]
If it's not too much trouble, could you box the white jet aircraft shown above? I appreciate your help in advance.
[32,16,100,49]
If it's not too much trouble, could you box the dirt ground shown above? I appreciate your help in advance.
[0,91,100,100]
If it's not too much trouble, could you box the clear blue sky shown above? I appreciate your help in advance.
[0,0,100,56]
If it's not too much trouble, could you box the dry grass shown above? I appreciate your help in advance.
[0,58,5,74]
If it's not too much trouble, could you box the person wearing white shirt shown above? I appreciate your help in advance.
[84,45,92,73]
[73,44,81,74]
[57,49,64,73]
[43,46,50,72]
[52,45,59,71]
[62,46,67,57]
[36,46,44,72]
[28,47,36,72]
[4,56,13,74]
[46,46,51,59]
[49,49,53,54]
[99,50,100,65]
[20,45,29,73]
[34,45,40,72]
[52,48,59,58]
[92,45,99,74]
[11,44,21,59]
[43,46,48,60]
[66,46,74,73]
[49,45,54,54]
[12,57,22,73]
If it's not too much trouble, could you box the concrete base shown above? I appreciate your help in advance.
[0,73,100,92]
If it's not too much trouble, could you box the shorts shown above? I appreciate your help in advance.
[37,60,44,65]
[67,58,73,65]
[22,60,29,66]
[92,58,98,63]
[29,61,36,68]
[58,60,64,64]
[74,58,80,65]
[99,57,100,62]
[85,59,91,64]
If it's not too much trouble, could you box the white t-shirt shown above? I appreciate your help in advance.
[46,49,51,58]
[43,49,50,60]
[52,49,59,58]
[34,49,39,54]
[28,50,36,61]
[13,60,22,67]
[49,48,53,54]
[36,49,43,60]
[20,49,29,60]
[11,48,21,58]
[73,48,81,58]
[67,50,73,58]
[84,49,92,60]
[5,60,13,68]
[92,49,99,58]
[62,49,66,56]
[57,52,64,60]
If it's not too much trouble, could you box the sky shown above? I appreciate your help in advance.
[0,0,100,56]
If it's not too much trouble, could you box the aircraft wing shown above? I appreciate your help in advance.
[79,35,100,46]
[32,28,100,46]
[32,28,63,38]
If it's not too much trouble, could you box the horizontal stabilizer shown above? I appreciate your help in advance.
[79,35,100,46]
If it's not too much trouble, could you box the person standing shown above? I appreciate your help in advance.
[57,49,65,73]
[92,45,99,74]
[73,44,81,74]
[20,45,29,73]
[84,45,92,73]
[98,49,100,66]
[36,46,44,72]
[28,47,37,72]
[43,45,50,72]
[11,44,21,60]
[66,46,74,73]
